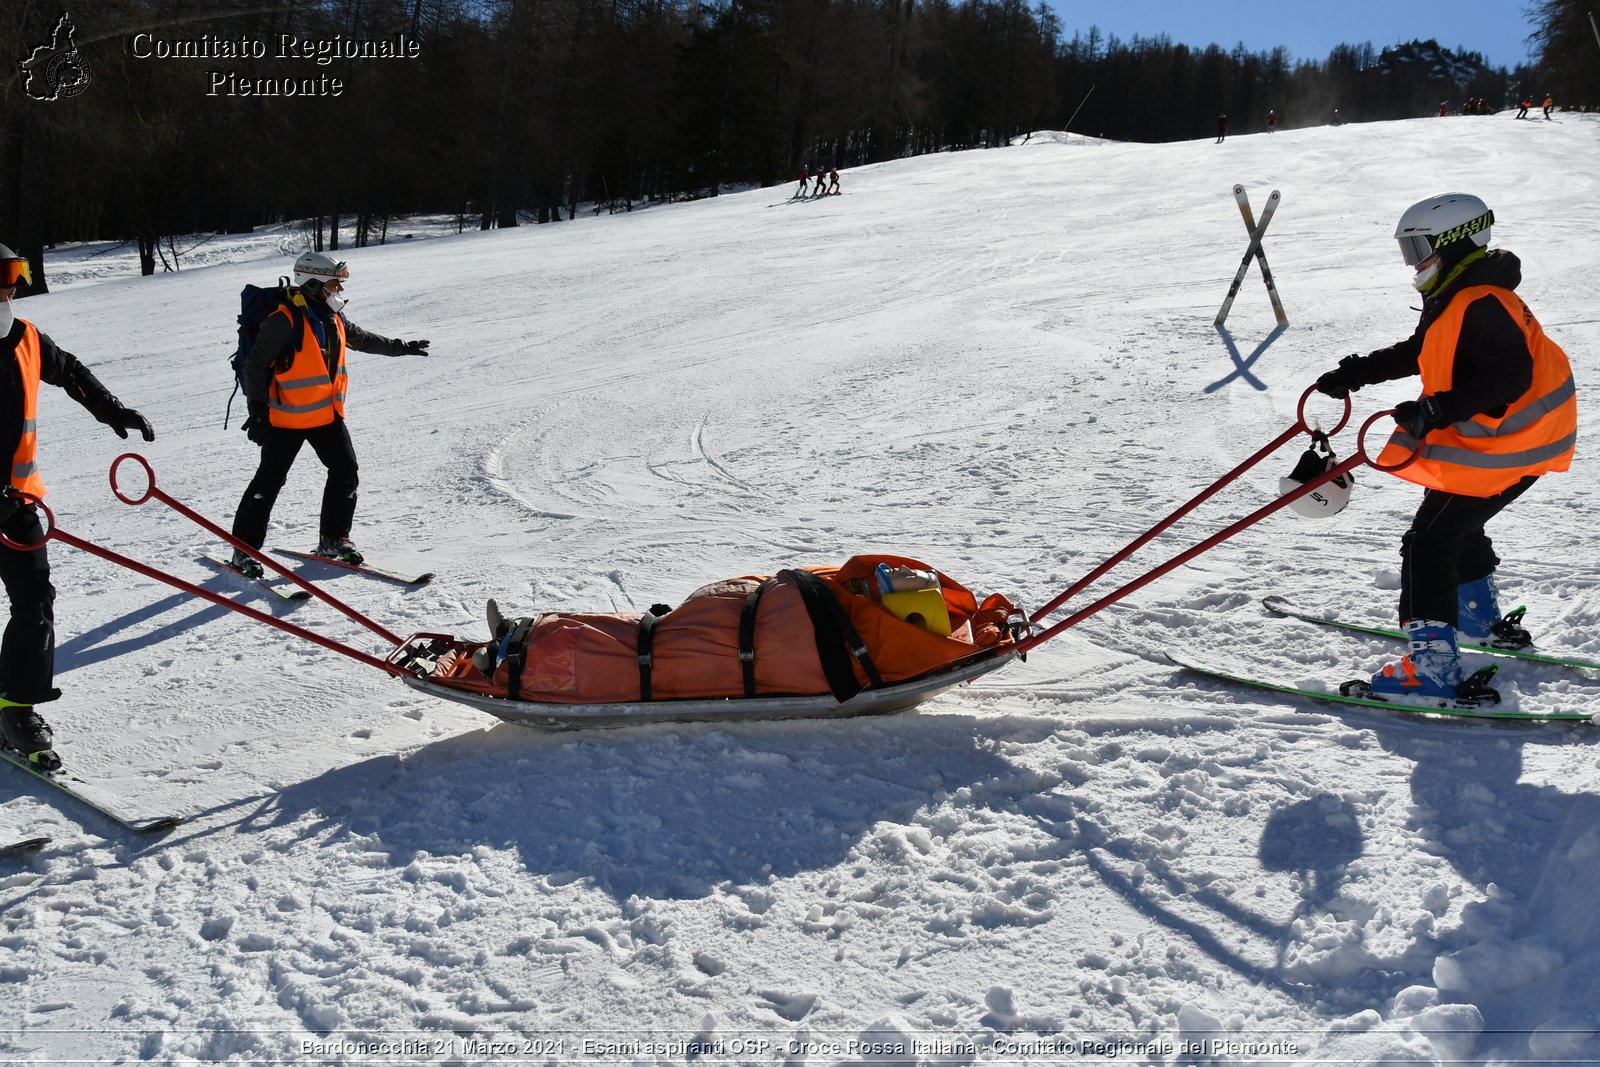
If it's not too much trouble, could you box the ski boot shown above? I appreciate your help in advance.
[1,703,62,773]
[470,600,535,676]
[1457,574,1532,650]
[1360,619,1498,706]
[314,535,364,566]
[472,599,507,674]
[228,549,266,580]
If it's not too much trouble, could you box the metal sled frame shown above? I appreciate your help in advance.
[387,634,1018,730]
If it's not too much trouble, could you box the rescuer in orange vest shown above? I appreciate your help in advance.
[1,244,155,771]
[229,252,429,577]
[1314,194,1577,701]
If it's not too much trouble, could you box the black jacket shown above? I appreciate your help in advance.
[1338,249,1534,424]
[1,317,130,475]
[242,297,411,411]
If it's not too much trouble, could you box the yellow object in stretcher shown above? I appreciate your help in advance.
[880,587,952,635]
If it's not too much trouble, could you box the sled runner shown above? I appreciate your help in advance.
[391,637,1017,729]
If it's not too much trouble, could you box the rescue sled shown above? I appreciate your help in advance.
[384,555,1024,729]
[51,398,1395,736]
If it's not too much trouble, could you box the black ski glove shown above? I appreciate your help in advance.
[400,339,430,356]
[110,406,155,442]
[1394,395,1449,439]
[243,404,270,446]
[1315,355,1364,399]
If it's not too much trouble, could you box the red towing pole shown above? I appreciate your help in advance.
[1030,385,1350,624]
[108,454,404,648]
[1016,404,1414,656]
[0,454,419,681]
[0,489,411,678]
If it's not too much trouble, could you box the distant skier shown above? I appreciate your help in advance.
[1313,194,1577,702]
[1542,94,1553,119]
[1266,109,1277,132]
[812,169,829,197]
[1438,101,1449,117]
[828,168,841,195]
[1215,114,1227,143]
[1516,98,1531,119]
[796,168,811,198]
[1328,108,1343,126]
[1,243,155,772]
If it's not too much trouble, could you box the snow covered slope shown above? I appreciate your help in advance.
[4,111,1599,1063]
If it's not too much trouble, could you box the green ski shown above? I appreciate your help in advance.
[1167,653,1596,724]
[1262,596,1600,672]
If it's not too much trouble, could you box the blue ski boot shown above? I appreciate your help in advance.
[1457,574,1532,649]
[1368,619,1465,700]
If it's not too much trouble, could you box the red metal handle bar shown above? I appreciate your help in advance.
[1015,407,1401,655]
[0,490,410,678]
[1028,385,1350,624]
[109,453,404,648]
[1361,409,1421,474]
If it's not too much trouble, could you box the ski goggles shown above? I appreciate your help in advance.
[1396,235,1437,267]
[1,258,30,288]
[300,261,349,284]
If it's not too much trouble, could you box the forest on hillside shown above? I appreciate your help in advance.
[3,0,1593,288]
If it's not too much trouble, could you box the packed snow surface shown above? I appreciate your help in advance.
[4,112,1600,1065]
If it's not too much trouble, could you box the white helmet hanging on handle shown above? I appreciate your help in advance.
[1279,432,1354,518]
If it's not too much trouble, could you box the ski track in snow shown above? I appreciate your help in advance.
[3,117,1600,1063]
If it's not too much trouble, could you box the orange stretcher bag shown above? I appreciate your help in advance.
[428,554,1017,705]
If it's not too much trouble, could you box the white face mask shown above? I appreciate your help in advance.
[324,291,347,313]
[0,298,12,337]
[1412,255,1442,293]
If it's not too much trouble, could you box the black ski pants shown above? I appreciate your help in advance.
[232,418,360,550]
[0,504,57,705]
[1398,475,1537,625]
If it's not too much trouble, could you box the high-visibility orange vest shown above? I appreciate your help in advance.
[266,309,347,430]
[1378,285,1577,497]
[9,321,47,500]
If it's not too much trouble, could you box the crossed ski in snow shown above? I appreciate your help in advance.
[1215,186,1288,328]
[1210,185,1289,392]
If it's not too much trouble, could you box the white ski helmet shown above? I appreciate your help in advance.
[1393,193,1493,290]
[292,251,349,288]
[1279,434,1354,518]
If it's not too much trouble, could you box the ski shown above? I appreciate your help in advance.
[1215,186,1284,327]
[199,551,313,601]
[272,548,434,587]
[0,748,183,833]
[1167,654,1596,724]
[0,836,50,856]
[1234,186,1289,326]
[1262,596,1600,672]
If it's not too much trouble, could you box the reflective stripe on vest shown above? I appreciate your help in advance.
[1378,286,1578,498]
[267,310,348,429]
[9,323,47,499]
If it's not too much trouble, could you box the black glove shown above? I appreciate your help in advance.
[1394,395,1449,439]
[243,404,270,446]
[110,406,155,442]
[400,339,430,356]
[1315,356,1364,399]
